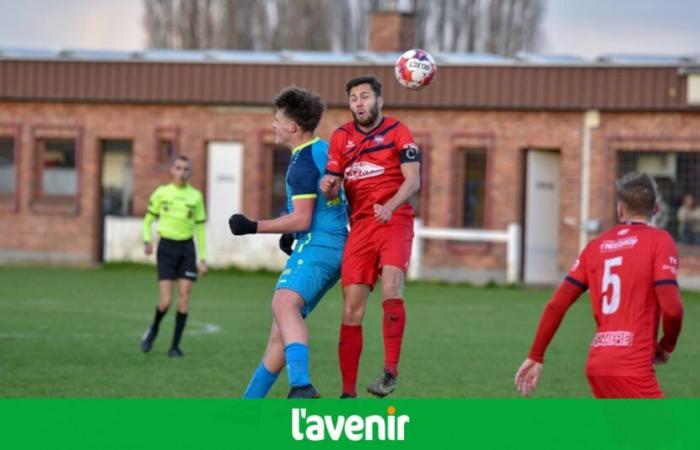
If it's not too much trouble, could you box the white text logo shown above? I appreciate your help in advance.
[291,407,409,441]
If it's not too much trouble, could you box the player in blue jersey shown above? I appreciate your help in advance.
[229,86,348,399]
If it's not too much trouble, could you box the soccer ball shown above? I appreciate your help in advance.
[394,49,437,90]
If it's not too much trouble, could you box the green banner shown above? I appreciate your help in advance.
[2,399,698,450]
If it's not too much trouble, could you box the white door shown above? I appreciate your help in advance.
[524,151,561,284]
[206,142,243,267]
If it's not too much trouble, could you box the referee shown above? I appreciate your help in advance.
[140,155,207,357]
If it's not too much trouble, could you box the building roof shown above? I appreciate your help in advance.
[1,47,699,111]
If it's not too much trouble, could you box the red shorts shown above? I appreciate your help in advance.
[341,215,414,288]
[586,375,664,399]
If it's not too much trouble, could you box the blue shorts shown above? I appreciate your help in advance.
[275,238,343,317]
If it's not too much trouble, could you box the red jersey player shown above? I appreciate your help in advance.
[515,173,684,398]
[320,75,421,398]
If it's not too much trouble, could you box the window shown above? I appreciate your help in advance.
[101,140,134,216]
[260,142,290,219]
[453,148,487,228]
[39,139,77,196]
[270,145,290,218]
[0,138,15,196]
[618,151,700,246]
[157,139,175,166]
[155,127,179,167]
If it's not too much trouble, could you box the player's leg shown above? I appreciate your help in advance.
[271,288,319,398]
[379,265,407,376]
[168,241,197,357]
[141,240,176,353]
[368,219,412,397]
[338,284,370,398]
[243,320,284,399]
[168,277,193,357]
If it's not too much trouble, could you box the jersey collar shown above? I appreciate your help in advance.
[291,137,320,154]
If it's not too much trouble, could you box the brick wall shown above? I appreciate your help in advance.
[1,101,698,284]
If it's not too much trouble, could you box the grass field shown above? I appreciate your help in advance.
[1,264,698,398]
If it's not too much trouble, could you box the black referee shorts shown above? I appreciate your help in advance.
[157,238,198,281]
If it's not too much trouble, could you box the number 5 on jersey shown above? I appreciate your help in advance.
[602,256,623,315]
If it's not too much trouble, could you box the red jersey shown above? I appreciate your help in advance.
[326,117,418,223]
[567,223,679,376]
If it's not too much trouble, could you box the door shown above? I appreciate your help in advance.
[524,150,561,284]
[206,141,243,266]
[99,140,133,261]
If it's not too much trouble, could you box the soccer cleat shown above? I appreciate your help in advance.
[287,384,321,399]
[367,369,397,397]
[340,392,357,399]
[140,326,157,353]
[168,347,184,358]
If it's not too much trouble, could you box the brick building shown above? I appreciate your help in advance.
[1,35,700,286]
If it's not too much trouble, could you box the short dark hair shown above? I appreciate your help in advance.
[616,172,658,217]
[273,86,325,133]
[346,75,382,97]
[172,155,190,167]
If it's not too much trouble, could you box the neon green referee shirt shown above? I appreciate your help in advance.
[142,183,207,260]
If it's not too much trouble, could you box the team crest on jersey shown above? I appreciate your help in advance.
[373,135,384,144]
[600,236,638,252]
[345,140,356,150]
[345,161,385,180]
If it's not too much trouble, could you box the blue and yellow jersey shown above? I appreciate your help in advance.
[287,137,348,246]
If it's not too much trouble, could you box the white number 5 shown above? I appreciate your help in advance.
[602,256,623,315]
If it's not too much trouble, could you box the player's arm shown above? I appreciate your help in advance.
[142,188,161,255]
[194,194,208,277]
[321,129,345,199]
[229,151,318,236]
[515,276,586,396]
[228,197,315,235]
[374,147,420,223]
[654,282,684,364]
[652,237,684,364]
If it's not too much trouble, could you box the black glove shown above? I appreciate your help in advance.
[279,233,295,256]
[228,214,258,235]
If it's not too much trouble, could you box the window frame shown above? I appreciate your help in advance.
[154,126,180,170]
[446,132,494,254]
[30,125,82,215]
[0,123,21,213]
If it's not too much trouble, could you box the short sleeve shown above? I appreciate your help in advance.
[394,122,418,154]
[325,129,346,176]
[289,150,320,199]
[653,232,679,284]
[565,245,589,290]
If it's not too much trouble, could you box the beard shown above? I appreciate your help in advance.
[353,102,379,127]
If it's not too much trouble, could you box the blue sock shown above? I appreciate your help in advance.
[284,342,311,387]
[243,362,280,399]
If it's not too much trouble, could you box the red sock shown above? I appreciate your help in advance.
[383,298,406,377]
[339,324,363,396]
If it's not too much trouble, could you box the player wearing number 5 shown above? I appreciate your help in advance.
[515,173,684,398]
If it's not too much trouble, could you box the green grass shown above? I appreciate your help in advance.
[0,264,698,398]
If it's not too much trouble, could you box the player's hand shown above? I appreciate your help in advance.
[279,233,295,256]
[229,214,258,235]
[373,203,393,224]
[144,242,153,255]
[320,175,340,200]
[514,358,543,397]
[198,260,208,278]
[654,343,671,365]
